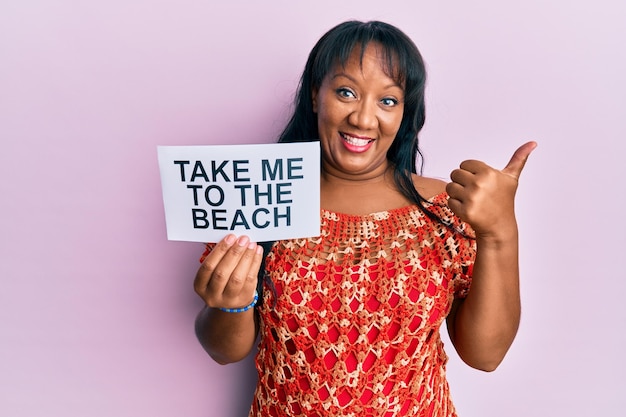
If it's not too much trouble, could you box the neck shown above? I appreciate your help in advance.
[320,163,394,187]
[320,164,412,215]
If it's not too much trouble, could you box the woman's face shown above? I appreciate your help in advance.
[312,43,405,181]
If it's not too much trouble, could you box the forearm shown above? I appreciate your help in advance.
[450,228,521,371]
[195,306,258,365]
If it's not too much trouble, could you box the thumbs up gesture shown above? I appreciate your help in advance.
[446,141,537,238]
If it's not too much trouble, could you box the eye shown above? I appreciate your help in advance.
[336,88,356,99]
[381,97,399,107]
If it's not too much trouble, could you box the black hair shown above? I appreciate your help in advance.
[278,20,448,226]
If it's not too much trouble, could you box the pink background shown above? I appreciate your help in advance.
[1,1,624,415]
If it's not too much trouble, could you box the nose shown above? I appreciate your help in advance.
[348,99,378,131]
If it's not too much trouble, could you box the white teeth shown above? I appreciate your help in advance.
[341,133,372,146]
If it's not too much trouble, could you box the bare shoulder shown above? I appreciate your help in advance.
[411,174,447,200]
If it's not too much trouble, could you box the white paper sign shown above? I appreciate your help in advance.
[157,142,320,242]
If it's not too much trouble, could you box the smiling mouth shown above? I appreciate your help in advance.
[340,132,375,146]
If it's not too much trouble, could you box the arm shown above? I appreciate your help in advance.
[193,234,264,364]
[446,224,520,371]
[445,142,536,371]
[195,305,258,365]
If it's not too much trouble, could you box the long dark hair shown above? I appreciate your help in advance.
[278,20,447,225]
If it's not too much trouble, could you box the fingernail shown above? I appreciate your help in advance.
[237,236,250,247]
[248,241,257,250]
[224,234,236,245]
[255,245,263,255]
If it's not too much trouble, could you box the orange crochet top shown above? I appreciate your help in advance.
[246,193,476,417]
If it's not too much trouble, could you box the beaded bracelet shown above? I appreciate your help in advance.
[218,291,259,313]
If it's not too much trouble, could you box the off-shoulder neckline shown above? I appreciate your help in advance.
[320,191,448,218]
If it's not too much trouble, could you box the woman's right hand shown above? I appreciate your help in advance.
[194,234,264,310]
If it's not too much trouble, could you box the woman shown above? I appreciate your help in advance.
[193,20,535,417]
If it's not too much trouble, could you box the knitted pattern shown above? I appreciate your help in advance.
[249,193,476,417]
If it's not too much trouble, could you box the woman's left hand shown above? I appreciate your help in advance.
[446,141,537,239]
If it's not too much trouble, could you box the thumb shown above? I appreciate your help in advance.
[502,141,537,179]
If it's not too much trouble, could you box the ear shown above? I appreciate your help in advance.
[311,89,318,113]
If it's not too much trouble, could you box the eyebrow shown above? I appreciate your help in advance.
[330,72,403,91]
